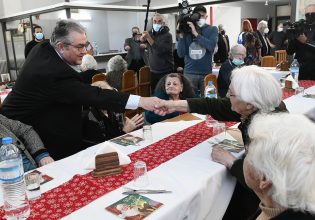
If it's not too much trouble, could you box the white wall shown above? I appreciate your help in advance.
[211,5,241,46]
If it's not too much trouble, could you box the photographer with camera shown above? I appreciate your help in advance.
[140,13,174,91]
[287,4,315,80]
[177,5,218,96]
[124,26,147,74]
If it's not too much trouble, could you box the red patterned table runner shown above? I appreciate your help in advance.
[0,121,235,219]
[282,80,315,99]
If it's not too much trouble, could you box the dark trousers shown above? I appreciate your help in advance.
[150,72,169,91]
[128,59,146,76]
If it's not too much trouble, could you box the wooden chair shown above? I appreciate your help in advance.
[92,73,106,83]
[261,56,276,67]
[274,50,287,65]
[138,66,151,97]
[121,70,138,118]
[204,74,218,91]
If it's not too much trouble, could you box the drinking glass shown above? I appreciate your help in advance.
[205,115,218,128]
[25,172,41,200]
[295,86,304,95]
[143,125,153,142]
[133,161,149,187]
[213,122,226,138]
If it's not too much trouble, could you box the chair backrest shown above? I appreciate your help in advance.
[261,56,276,67]
[121,70,137,95]
[274,50,287,65]
[138,66,151,97]
[92,73,106,83]
[204,74,218,91]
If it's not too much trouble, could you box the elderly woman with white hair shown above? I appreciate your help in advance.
[245,113,315,219]
[154,65,287,219]
[256,20,271,57]
[80,54,102,84]
[217,44,246,97]
[106,55,128,91]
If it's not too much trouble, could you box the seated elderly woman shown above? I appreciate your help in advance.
[154,65,287,219]
[217,44,246,97]
[106,55,128,91]
[0,114,54,172]
[82,81,144,145]
[245,113,315,219]
[145,73,195,124]
[80,54,102,84]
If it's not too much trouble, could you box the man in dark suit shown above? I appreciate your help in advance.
[256,20,271,57]
[1,20,161,160]
[214,24,230,64]
[124,26,147,74]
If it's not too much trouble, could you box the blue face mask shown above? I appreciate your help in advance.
[232,58,244,66]
[153,24,161,32]
[35,33,44,40]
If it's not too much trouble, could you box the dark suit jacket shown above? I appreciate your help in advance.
[256,31,271,57]
[124,37,147,66]
[1,41,129,160]
[214,33,230,63]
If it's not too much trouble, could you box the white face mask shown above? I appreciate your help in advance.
[264,28,269,34]
[197,19,206,27]
[277,27,283,32]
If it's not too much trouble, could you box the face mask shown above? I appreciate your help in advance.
[221,30,226,35]
[132,32,138,37]
[232,58,244,66]
[277,27,283,32]
[305,12,315,25]
[197,19,206,27]
[153,24,161,32]
[35,33,44,40]
[264,28,269,34]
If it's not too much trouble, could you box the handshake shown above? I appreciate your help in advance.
[138,97,189,115]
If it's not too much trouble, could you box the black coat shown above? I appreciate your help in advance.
[214,33,230,63]
[1,41,129,160]
[287,39,315,80]
[217,59,237,97]
[257,31,271,57]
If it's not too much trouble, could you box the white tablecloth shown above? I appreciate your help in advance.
[284,85,315,120]
[0,114,241,220]
[212,66,290,81]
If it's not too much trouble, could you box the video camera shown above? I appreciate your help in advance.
[284,19,315,41]
[177,0,200,33]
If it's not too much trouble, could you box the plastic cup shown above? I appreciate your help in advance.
[25,172,41,200]
[143,125,153,142]
[133,161,149,187]
[213,122,226,137]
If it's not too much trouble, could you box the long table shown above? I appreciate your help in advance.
[0,81,314,220]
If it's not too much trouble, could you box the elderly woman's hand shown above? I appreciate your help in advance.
[211,146,237,169]
[38,156,54,167]
[123,114,144,133]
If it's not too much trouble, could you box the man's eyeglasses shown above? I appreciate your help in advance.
[64,42,90,51]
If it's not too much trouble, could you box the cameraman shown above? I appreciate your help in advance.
[177,5,218,95]
[287,4,315,80]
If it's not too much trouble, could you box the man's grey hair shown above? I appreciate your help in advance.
[152,13,166,23]
[230,65,282,113]
[107,55,127,72]
[50,20,86,48]
[257,20,268,31]
[80,54,97,71]
[247,113,315,214]
[229,44,246,59]
[218,24,224,30]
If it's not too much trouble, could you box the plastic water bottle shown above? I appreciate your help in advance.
[0,137,30,219]
[92,42,98,56]
[204,81,217,98]
[290,59,300,81]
